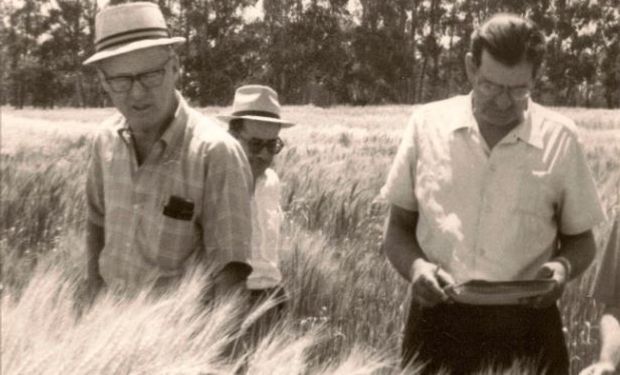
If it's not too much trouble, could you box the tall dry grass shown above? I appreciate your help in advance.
[1,105,619,374]
[1,259,400,375]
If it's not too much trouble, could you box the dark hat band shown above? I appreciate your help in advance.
[96,27,170,52]
[232,110,280,119]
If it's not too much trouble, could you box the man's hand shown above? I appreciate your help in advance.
[410,258,455,307]
[522,261,568,309]
[579,362,616,375]
[211,262,252,300]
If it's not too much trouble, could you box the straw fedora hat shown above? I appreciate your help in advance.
[83,2,185,66]
[217,85,295,128]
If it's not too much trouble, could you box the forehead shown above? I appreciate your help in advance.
[241,120,281,138]
[477,50,534,86]
[97,47,170,75]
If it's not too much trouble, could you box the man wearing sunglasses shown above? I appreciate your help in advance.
[218,85,295,334]
[82,3,253,300]
[382,13,605,374]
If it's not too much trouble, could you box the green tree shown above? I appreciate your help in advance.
[3,0,51,108]
[180,0,258,105]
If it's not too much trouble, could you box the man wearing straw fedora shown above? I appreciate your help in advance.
[83,2,254,299]
[218,85,295,333]
[581,215,620,375]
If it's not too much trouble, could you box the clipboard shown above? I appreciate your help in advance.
[444,279,556,305]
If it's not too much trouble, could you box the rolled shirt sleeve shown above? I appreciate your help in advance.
[202,137,253,271]
[381,112,419,211]
[557,132,606,235]
[86,134,105,227]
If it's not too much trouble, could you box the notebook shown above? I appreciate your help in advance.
[445,279,556,305]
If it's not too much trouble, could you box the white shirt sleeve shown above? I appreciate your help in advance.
[381,112,419,211]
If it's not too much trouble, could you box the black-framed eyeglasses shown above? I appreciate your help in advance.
[246,137,285,155]
[477,78,531,100]
[102,56,172,93]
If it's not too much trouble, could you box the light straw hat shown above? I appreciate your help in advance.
[217,85,295,128]
[83,2,185,66]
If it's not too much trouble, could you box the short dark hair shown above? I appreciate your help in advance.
[228,118,245,134]
[470,13,545,76]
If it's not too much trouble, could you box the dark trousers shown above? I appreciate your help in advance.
[233,285,288,353]
[247,286,288,337]
[224,285,288,372]
[402,300,569,375]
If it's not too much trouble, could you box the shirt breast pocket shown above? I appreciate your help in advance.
[515,166,556,250]
[155,213,198,271]
[516,167,553,218]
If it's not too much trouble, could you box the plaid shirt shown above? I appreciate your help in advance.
[86,94,253,291]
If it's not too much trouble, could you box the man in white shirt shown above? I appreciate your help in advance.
[382,13,605,374]
[218,85,295,329]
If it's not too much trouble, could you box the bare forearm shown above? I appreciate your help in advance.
[86,220,104,280]
[382,206,427,282]
[599,306,620,369]
[556,230,596,280]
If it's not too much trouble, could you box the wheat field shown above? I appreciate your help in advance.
[1,104,619,374]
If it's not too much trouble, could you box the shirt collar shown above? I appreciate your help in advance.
[254,169,269,189]
[513,102,544,149]
[450,92,543,150]
[159,92,188,157]
[115,91,188,158]
[446,93,477,133]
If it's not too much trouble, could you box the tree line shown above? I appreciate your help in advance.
[1,0,619,108]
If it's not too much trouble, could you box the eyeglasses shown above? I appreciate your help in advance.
[477,79,531,100]
[245,137,285,155]
[102,57,172,93]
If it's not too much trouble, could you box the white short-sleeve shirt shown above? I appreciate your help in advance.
[246,168,284,290]
[382,94,605,283]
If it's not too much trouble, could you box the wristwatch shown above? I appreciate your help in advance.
[553,256,572,280]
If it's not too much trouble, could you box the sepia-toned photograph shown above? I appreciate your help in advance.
[1,0,619,374]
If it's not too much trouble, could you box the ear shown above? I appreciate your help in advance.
[465,53,477,86]
[533,61,544,81]
[170,55,181,83]
[96,69,112,94]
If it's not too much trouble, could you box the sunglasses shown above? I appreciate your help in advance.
[245,137,285,155]
[102,56,172,93]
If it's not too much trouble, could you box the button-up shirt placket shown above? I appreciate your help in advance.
[117,129,139,262]
[467,126,518,279]
[475,130,523,279]
[135,141,170,278]
[118,129,169,284]
[461,126,486,278]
